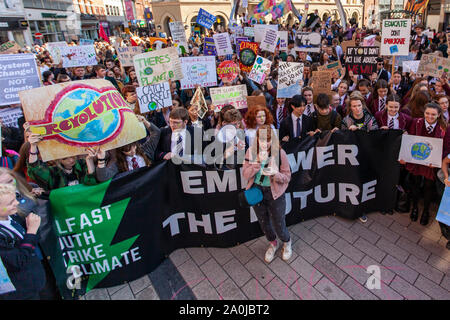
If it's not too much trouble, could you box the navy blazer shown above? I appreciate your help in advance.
[279,114,315,142]
[374,110,412,130]
[155,125,204,161]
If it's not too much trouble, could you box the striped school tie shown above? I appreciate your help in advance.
[379,98,385,112]
[388,118,394,129]
[175,134,183,157]
[277,106,284,128]
[427,125,433,134]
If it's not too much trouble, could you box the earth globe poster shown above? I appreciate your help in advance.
[398,134,443,168]
[19,79,146,162]
[436,187,450,227]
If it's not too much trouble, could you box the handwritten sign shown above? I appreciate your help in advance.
[311,70,333,99]
[278,31,288,51]
[260,28,278,53]
[417,54,450,78]
[318,60,344,78]
[133,47,183,86]
[402,60,420,73]
[179,56,217,89]
[295,32,321,53]
[277,62,303,98]
[136,82,172,113]
[0,41,21,55]
[398,134,443,168]
[244,27,255,37]
[210,84,248,111]
[254,24,278,43]
[213,33,233,56]
[239,42,259,73]
[0,107,23,127]
[196,8,216,29]
[116,46,144,67]
[60,45,97,68]
[169,21,189,54]
[345,47,379,75]
[248,55,272,84]
[46,41,68,65]
[381,19,411,56]
[217,60,239,83]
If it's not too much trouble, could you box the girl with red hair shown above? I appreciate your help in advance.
[244,106,275,147]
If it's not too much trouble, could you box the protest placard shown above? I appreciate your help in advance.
[381,19,411,56]
[179,56,217,89]
[191,87,208,119]
[210,84,248,111]
[248,55,272,84]
[398,134,443,168]
[169,21,189,54]
[133,47,183,86]
[0,258,15,295]
[295,32,321,52]
[20,79,146,162]
[402,60,420,73]
[0,41,21,55]
[60,45,97,68]
[235,37,249,57]
[203,37,216,56]
[254,24,278,43]
[260,28,278,53]
[311,70,333,100]
[116,46,144,67]
[417,54,450,78]
[80,39,95,45]
[213,32,233,56]
[436,187,450,227]
[0,54,41,106]
[277,62,303,98]
[244,27,255,37]
[318,60,344,77]
[247,96,267,109]
[278,31,288,51]
[345,46,379,75]
[341,40,355,53]
[136,82,172,113]
[363,35,376,47]
[0,107,23,128]
[217,60,239,83]
[196,8,216,29]
[239,41,259,73]
[46,41,68,65]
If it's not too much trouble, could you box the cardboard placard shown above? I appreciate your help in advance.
[417,54,450,78]
[20,79,146,162]
[318,60,344,78]
[341,40,355,53]
[311,70,333,99]
[179,56,217,89]
[136,82,172,113]
[210,84,248,111]
[133,47,183,86]
[0,40,21,55]
[116,46,144,67]
[247,95,267,110]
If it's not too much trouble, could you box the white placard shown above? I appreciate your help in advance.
[278,31,288,51]
[60,45,97,68]
[277,62,303,98]
[248,55,272,85]
[136,82,172,113]
[398,134,443,168]
[179,56,217,89]
[381,19,411,56]
[244,27,254,37]
[254,24,278,43]
[46,41,68,65]
[402,60,420,73]
[260,28,278,53]
[169,21,189,54]
[0,107,23,127]
[213,33,233,56]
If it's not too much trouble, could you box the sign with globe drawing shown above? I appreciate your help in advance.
[398,134,443,168]
[19,80,146,162]
[179,56,217,89]
[136,82,172,113]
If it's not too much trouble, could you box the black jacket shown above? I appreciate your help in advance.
[0,215,46,300]
[279,114,315,142]
[155,125,204,161]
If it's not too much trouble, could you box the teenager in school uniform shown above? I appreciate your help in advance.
[279,95,315,144]
[369,79,390,116]
[399,102,447,225]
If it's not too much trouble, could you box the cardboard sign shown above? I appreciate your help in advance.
[116,46,144,67]
[402,60,420,73]
[278,31,288,51]
[0,41,21,54]
[398,134,443,168]
[239,42,258,73]
[248,55,272,85]
[254,24,278,43]
[0,107,23,128]
[213,33,233,56]
[136,82,172,113]
[179,56,217,89]
[345,47,379,75]
[247,96,266,109]
[436,187,450,227]
[46,41,68,65]
[217,60,239,83]
[60,45,97,68]
[20,79,146,162]
[417,54,450,78]
[381,19,411,56]
[318,60,344,78]
[341,40,355,53]
[0,54,41,106]
[191,87,208,119]
[295,32,321,53]
[169,21,189,54]
[133,47,183,86]
[311,70,333,99]
[244,27,255,37]
[260,28,278,53]
[277,62,303,98]
[210,84,248,111]
[196,8,216,29]
[203,37,216,56]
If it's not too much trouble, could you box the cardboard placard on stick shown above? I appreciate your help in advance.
[246,95,266,110]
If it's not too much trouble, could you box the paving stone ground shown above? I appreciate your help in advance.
[82,210,450,300]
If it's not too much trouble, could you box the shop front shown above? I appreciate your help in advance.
[0,17,29,46]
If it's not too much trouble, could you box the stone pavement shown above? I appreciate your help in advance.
[81,210,450,300]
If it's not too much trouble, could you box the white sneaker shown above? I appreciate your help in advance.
[282,240,292,261]
[264,241,279,263]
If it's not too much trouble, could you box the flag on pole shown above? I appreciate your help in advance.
[98,23,110,43]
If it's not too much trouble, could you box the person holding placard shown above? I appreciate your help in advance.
[399,102,447,225]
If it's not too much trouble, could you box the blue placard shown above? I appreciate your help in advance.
[196,8,216,29]
[80,38,94,45]
[436,187,450,226]
[203,37,216,56]
[0,257,15,295]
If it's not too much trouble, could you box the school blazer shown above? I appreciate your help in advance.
[155,125,203,161]
[279,114,315,142]
[374,110,412,130]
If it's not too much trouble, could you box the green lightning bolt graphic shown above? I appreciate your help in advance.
[50,180,139,294]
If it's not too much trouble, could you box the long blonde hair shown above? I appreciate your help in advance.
[0,167,35,199]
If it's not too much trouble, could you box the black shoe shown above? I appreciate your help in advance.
[386,209,394,215]
[410,207,419,221]
[420,211,429,226]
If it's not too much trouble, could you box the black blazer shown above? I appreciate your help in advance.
[279,114,315,142]
[155,125,204,161]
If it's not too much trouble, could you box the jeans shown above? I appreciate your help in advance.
[253,185,290,243]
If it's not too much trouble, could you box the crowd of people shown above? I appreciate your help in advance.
[1,15,450,300]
